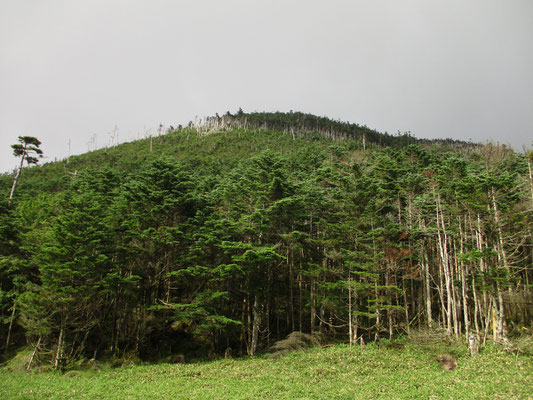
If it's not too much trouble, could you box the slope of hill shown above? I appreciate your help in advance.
[1,111,478,199]
[0,112,531,369]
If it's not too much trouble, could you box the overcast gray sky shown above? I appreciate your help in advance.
[1,0,532,173]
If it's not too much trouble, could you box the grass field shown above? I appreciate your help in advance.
[1,342,531,399]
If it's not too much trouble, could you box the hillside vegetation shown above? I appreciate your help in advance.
[0,111,531,369]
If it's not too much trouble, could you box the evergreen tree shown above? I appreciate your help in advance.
[8,136,43,205]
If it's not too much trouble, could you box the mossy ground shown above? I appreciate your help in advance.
[1,342,531,399]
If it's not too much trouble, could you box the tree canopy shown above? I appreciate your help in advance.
[0,113,530,368]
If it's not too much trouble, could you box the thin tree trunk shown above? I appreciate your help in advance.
[461,261,470,336]
[352,292,358,343]
[4,304,15,353]
[250,295,260,356]
[403,280,410,336]
[459,216,470,337]
[496,284,506,343]
[54,327,64,369]
[386,267,394,340]
[310,278,316,333]
[289,249,295,332]
[491,188,508,342]
[422,249,433,328]
[8,154,25,205]
[451,239,460,338]
[491,295,498,342]
[26,336,41,371]
[472,276,481,335]
[527,151,533,206]
[298,270,303,332]
[246,295,252,354]
[435,190,452,335]
[491,187,509,269]
[476,214,490,334]
[348,276,353,349]
[240,296,246,355]
[374,281,381,342]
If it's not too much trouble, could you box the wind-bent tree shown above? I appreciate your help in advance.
[8,136,43,205]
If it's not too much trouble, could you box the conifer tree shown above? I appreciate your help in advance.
[8,136,43,206]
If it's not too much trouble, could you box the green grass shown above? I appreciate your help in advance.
[1,343,531,399]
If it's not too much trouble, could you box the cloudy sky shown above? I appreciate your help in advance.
[1,0,532,173]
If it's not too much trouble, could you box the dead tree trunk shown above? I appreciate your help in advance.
[26,336,41,371]
[54,326,64,369]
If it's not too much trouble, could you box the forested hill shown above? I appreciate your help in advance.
[1,111,476,197]
[0,112,531,368]
[187,110,474,148]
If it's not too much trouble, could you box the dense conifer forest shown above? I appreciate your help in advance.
[1,111,531,367]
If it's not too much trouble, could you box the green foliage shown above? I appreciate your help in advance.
[0,112,531,366]
[11,136,43,165]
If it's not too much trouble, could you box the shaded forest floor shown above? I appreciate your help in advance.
[1,341,531,399]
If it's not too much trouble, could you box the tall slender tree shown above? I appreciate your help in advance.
[8,136,43,205]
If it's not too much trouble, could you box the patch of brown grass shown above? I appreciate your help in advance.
[267,331,324,359]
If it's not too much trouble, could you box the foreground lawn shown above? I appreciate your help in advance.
[1,343,531,399]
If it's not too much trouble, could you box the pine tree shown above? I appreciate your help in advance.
[8,136,43,206]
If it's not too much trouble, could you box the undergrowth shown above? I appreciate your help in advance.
[1,341,531,399]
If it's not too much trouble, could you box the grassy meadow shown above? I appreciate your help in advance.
[1,341,531,399]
